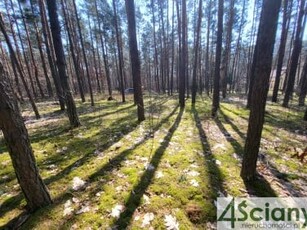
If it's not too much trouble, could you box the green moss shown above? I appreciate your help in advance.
[0,95,305,229]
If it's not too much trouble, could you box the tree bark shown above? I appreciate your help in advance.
[73,0,94,106]
[38,0,65,110]
[298,55,307,106]
[282,0,305,107]
[191,0,202,104]
[46,0,80,128]
[0,62,52,212]
[272,0,291,102]
[220,0,235,99]
[17,0,45,99]
[112,0,125,102]
[241,0,281,181]
[211,0,223,117]
[125,0,145,122]
[204,0,212,95]
[61,0,85,103]
[179,0,187,108]
[0,13,40,119]
[30,0,54,98]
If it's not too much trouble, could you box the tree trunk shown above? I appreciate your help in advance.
[94,0,113,99]
[241,0,281,181]
[211,0,223,117]
[46,0,80,128]
[220,0,235,99]
[179,0,187,108]
[191,0,202,104]
[18,0,45,99]
[112,0,125,102]
[125,0,145,122]
[272,0,291,102]
[38,0,65,110]
[30,0,54,98]
[0,62,52,212]
[73,0,94,106]
[298,55,307,106]
[0,14,40,119]
[9,0,37,100]
[204,0,212,95]
[282,0,305,107]
[88,15,101,94]
[61,0,85,103]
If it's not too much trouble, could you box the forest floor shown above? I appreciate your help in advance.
[0,94,306,229]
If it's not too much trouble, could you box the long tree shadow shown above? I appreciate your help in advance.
[220,108,305,197]
[0,110,140,220]
[192,105,226,205]
[220,109,246,140]
[111,107,183,229]
[213,116,277,197]
[88,104,180,184]
[0,105,180,229]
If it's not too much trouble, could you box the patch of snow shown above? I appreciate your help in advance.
[187,171,200,177]
[76,205,91,214]
[215,160,222,165]
[143,194,150,204]
[212,143,226,150]
[63,200,73,216]
[190,163,199,168]
[156,171,164,178]
[72,197,80,203]
[72,177,86,191]
[164,214,179,230]
[190,179,199,187]
[141,212,155,227]
[111,204,124,218]
[145,163,155,171]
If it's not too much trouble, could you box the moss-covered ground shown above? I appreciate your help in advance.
[0,94,306,229]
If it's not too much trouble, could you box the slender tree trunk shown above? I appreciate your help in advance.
[61,0,85,103]
[220,0,235,99]
[170,0,175,95]
[73,0,94,106]
[9,0,37,99]
[94,0,113,99]
[0,14,40,119]
[125,0,145,122]
[179,0,187,108]
[211,0,223,117]
[241,0,281,181]
[18,0,45,99]
[112,0,125,102]
[46,0,80,127]
[191,0,202,104]
[38,0,65,110]
[282,0,305,107]
[298,55,307,106]
[246,0,260,106]
[30,0,53,98]
[204,0,212,95]
[88,15,101,94]
[272,0,291,102]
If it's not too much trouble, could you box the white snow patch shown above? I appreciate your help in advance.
[111,204,124,218]
[164,214,179,230]
[190,179,199,187]
[63,200,73,216]
[141,212,155,227]
[72,177,86,191]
